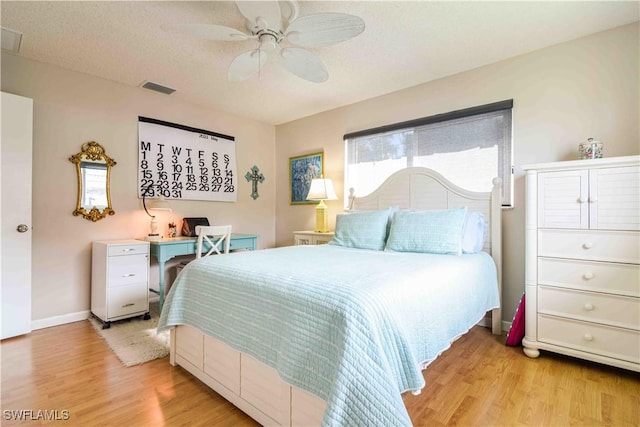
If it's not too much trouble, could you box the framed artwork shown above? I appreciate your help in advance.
[289,152,323,204]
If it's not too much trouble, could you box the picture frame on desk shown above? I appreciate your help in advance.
[289,151,323,205]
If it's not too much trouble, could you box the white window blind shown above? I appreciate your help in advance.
[344,100,513,207]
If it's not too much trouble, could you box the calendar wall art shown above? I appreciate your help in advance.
[138,117,237,202]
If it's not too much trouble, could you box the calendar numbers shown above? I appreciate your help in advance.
[138,119,236,202]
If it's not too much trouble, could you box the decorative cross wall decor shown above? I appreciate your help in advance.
[245,165,265,200]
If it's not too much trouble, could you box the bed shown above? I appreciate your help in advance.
[158,167,502,426]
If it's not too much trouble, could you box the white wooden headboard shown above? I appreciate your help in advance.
[349,167,503,334]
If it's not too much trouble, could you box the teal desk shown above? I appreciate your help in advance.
[147,234,258,310]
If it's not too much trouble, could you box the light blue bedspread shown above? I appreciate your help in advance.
[158,244,499,426]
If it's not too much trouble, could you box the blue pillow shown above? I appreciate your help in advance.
[462,211,487,254]
[385,207,468,255]
[329,209,391,251]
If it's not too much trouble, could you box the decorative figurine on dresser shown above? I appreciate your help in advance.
[522,155,639,372]
[91,240,150,329]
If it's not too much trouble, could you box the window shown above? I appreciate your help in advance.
[344,100,513,207]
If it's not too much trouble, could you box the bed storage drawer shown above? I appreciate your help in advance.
[175,325,204,370]
[538,286,640,330]
[240,354,291,426]
[204,335,240,395]
[291,388,326,427]
[538,315,640,364]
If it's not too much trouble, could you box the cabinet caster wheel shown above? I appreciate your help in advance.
[143,312,151,320]
[102,321,111,330]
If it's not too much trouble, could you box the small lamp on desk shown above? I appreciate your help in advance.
[142,184,172,241]
[306,177,337,233]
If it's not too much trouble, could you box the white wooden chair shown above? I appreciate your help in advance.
[195,225,232,258]
[174,225,232,289]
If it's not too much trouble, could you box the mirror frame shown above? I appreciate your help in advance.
[69,141,117,222]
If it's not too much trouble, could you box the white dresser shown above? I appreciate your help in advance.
[91,240,150,329]
[522,155,640,372]
[293,231,334,245]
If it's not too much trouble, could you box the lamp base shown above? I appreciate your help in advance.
[145,234,163,242]
[314,200,330,233]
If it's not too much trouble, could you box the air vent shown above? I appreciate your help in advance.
[1,27,23,53]
[140,81,176,95]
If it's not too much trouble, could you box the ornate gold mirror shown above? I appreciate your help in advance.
[69,141,116,222]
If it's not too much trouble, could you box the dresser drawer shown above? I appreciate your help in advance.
[538,286,640,330]
[108,244,148,257]
[107,283,148,319]
[538,258,640,297]
[538,229,639,263]
[538,314,640,364]
[108,254,148,287]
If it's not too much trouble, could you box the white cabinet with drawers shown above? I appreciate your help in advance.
[522,156,639,372]
[91,240,150,328]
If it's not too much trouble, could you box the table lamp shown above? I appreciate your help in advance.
[306,177,337,233]
[142,184,172,241]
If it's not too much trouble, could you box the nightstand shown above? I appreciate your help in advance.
[293,231,335,245]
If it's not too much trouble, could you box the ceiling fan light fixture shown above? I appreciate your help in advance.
[259,33,278,52]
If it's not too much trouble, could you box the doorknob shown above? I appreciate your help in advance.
[16,224,29,233]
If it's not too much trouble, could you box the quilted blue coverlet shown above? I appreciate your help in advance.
[158,245,500,426]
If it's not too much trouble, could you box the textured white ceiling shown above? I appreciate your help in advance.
[1,1,638,125]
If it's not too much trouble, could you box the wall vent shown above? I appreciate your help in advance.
[140,81,176,95]
[1,27,23,53]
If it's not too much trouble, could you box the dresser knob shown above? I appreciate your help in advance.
[583,333,594,342]
[582,242,593,249]
[583,303,594,311]
[583,272,594,280]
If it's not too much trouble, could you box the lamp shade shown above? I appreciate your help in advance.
[306,178,338,201]
[148,195,172,211]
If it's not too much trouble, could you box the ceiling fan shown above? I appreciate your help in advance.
[163,0,365,83]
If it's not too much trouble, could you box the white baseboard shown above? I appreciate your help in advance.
[31,310,91,331]
[478,315,511,333]
[502,320,512,333]
[32,292,160,331]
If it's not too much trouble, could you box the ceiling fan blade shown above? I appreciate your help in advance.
[235,1,282,32]
[286,13,365,48]
[161,23,249,41]
[278,48,328,83]
[228,49,268,82]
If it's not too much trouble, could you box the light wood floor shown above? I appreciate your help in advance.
[1,320,638,426]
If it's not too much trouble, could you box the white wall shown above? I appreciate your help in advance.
[275,23,640,325]
[1,54,276,324]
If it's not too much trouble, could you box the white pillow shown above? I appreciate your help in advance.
[461,211,487,253]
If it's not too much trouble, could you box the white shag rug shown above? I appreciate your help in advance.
[89,302,169,367]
